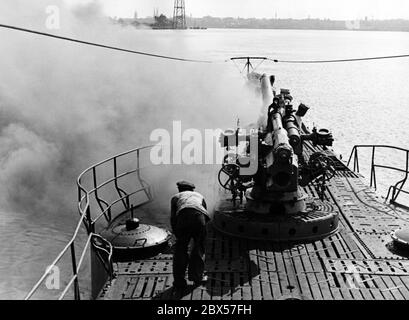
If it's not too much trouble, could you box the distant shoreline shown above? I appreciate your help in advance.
[122,17,409,33]
[206,26,409,33]
[142,27,409,34]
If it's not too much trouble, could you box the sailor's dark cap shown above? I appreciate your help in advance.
[176,180,196,189]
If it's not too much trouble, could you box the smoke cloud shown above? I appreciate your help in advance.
[0,0,255,220]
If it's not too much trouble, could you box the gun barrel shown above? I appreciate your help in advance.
[258,74,274,129]
[270,112,292,162]
[261,73,274,106]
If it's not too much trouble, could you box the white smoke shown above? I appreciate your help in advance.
[0,0,254,217]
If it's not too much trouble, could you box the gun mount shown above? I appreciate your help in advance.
[214,72,339,242]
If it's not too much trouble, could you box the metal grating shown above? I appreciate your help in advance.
[324,258,409,276]
[115,256,173,275]
[115,257,248,275]
[353,232,407,260]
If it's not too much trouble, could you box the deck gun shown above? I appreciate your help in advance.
[218,73,336,213]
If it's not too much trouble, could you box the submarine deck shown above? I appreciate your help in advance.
[98,142,409,300]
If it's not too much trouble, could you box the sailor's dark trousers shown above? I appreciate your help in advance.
[172,208,207,288]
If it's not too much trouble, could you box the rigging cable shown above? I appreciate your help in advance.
[0,23,226,64]
[270,54,409,64]
[1,23,409,65]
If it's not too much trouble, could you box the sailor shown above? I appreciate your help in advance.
[171,180,210,290]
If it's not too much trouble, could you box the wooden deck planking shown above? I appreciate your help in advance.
[332,235,367,301]
[132,276,146,299]
[210,273,223,300]
[201,285,211,300]
[304,243,332,300]
[303,243,326,300]
[370,276,395,300]
[232,272,243,300]
[356,277,375,300]
[319,238,345,300]
[99,144,409,301]
[240,273,253,300]
[381,276,405,300]
[269,243,285,298]
[363,277,385,300]
[158,276,174,300]
[180,286,193,300]
[264,243,282,299]
[143,277,157,299]
[315,238,346,300]
[191,285,203,300]
[387,276,409,300]
[286,245,314,299]
[240,239,253,300]
[256,244,275,300]
[248,248,263,300]
[123,278,137,299]
[281,245,304,298]
[153,276,167,299]
[395,276,409,299]
[103,276,128,300]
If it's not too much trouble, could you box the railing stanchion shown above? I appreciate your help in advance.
[370,146,377,189]
[26,146,153,300]
[78,182,82,204]
[86,206,93,233]
[391,186,396,203]
[348,145,409,205]
[137,149,140,172]
[70,242,81,300]
[113,157,130,211]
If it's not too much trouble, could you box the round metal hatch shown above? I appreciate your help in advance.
[391,228,409,251]
[100,218,172,261]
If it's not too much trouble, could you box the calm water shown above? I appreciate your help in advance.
[2,28,409,299]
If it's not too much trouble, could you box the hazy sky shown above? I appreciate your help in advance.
[96,0,409,20]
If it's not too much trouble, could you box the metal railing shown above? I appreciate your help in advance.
[25,145,154,300]
[347,145,409,205]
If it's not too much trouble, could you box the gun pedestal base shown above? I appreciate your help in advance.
[245,188,307,215]
[213,198,339,242]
